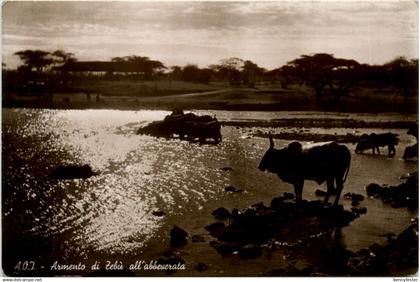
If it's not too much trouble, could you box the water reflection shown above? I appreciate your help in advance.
[2,108,417,262]
[3,109,232,255]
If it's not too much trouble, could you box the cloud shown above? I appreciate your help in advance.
[2,1,418,69]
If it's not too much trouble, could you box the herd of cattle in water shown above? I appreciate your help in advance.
[135,111,418,205]
[137,110,222,143]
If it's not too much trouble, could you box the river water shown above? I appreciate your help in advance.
[2,108,417,276]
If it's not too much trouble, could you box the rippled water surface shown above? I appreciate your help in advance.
[2,108,417,276]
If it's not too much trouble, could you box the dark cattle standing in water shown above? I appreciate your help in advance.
[164,113,198,138]
[355,133,399,156]
[137,120,171,138]
[138,112,222,144]
[258,138,351,205]
[188,120,222,143]
[49,164,98,180]
[403,143,418,160]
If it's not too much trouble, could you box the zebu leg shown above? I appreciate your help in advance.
[293,180,304,203]
[216,132,222,143]
[334,178,344,206]
[389,145,395,156]
[324,179,334,205]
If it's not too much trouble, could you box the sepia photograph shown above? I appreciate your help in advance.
[2,0,419,278]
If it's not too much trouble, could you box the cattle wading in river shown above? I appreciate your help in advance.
[258,137,351,205]
[355,133,399,156]
[403,143,418,160]
[137,111,222,144]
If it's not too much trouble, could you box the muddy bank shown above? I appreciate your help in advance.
[223,119,416,129]
[253,131,362,143]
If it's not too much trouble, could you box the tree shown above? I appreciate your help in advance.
[197,68,214,84]
[278,65,299,89]
[169,66,183,80]
[242,60,265,87]
[181,64,200,81]
[178,64,213,83]
[110,55,166,78]
[286,53,361,101]
[384,56,418,98]
[51,50,77,66]
[326,58,362,100]
[214,57,244,85]
[14,50,53,72]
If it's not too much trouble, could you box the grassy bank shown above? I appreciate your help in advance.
[3,79,418,113]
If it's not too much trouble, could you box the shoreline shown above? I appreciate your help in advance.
[3,105,417,130]
[2,102,418,115]
[3,86,418,114]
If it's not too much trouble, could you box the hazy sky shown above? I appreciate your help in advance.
[2,1,418,70]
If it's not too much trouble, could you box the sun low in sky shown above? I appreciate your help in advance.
[2,1,418,70]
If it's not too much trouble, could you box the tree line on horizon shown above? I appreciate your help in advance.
[3,49,419,101]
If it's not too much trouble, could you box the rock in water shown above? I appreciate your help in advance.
[225,186,242,192]
[351,207,367,215]
[205,222,225,232]
[221,167,233,171]
[283,192,295,200]
[270,197,285,210]
[152,211,165,217]
[49,164,97,180]
[207,198,362,258]
[365,183,382,197]
[344,192,365,202]
[210,241,240,255]
[347,220,418,275]
[365,176,418,209]
[205,222,225,238]
[239,244,262,259]
[169,226,188,248]
[191,235,206,243]
[212,207,231,220]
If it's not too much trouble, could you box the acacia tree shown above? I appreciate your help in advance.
[51,50,77,66]
[242,60,265,87]
[384,56,418,99]
[170,64,213,83]
[285,53,361,101]
[326,58,362,100]
[169,66,183,80]
[14,50,53,72]
[213,57,244,85]
[111,55,166,78]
